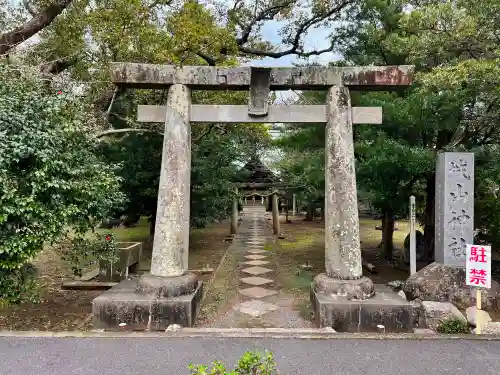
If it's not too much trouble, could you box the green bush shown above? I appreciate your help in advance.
[0,63,125,303]
[54,232,119,277]
[436,318,469,334]
[188,351,277,375]
[0,263,40,304]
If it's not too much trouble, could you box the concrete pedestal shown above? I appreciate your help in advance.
[311,284,412,333]
[92,279,203,330]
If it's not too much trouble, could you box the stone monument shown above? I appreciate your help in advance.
[404,152,499,310]
[92,63,414,330]
[435,152,474,266]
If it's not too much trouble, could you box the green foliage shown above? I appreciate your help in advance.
[436,318,469,334]
[356,134,433,213]
[188,351,277,375]
[474,147,500,249]
[54,232,119,277]
[0,263,39,305]
[0,64,125,302]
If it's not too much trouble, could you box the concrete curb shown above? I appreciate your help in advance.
[0,328,499,340]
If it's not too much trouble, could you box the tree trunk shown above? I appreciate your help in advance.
[382,210,395,261]
[423,173,436,261]
[148,214,156,242]
[305,202,314,221]
[0,0,74,55]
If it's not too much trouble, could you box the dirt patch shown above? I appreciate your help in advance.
[0,219,231,331]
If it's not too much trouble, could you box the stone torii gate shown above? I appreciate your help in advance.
[92,63,413,331]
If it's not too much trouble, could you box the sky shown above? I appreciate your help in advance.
[247,20,341,67]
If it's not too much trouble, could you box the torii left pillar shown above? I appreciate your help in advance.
[93,84,203,330]
[230,187,238,235]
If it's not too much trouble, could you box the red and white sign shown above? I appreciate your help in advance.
[466,245,492,289]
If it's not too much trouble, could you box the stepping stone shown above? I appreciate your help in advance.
[239,287,277,299]
[240,276,274,286]
[247,249,266,254]
[242,266,273,275]
[245,254,267,260]
[243,260,270,266]
[236,300,277,317]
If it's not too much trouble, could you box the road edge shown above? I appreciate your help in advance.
[0,328,499,340]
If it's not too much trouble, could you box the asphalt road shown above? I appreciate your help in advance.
[1,337,500,374]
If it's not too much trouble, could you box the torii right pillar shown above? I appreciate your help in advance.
[311,85,413,333]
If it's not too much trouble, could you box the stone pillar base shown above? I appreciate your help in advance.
[311,275,412,332]
[314,273,375,300]
[92,274,203,331]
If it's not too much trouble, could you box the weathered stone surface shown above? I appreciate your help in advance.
[111,63,414,90]
[272,193,280,236]
[230,193,238,235]
[248,67,271,116]
[386,280,405,291]
[240,276,274,286]
[242,266,273,276]
[413,328,437,335]
[246,240,265,245]
[403,230,425,263]
[243,260,270,266]
[92,279,203,330]
[324,85,362,279]
[136,272,197,298]
[239,287,277,299]
[314,273,375,300]
[235,299,277,317]
[150,84,191,277]
[421,301,466,331]
[410,299,426,328]
[435,152,474,266]
[483,322,500,334]
[98,242,142,282]
[403,262,499,310]
[465,306,492,327]
[137,104,383,124]
[311,284,412,332]
[244,255,267,260]
[248,249,266,254]
[398,290,406,300]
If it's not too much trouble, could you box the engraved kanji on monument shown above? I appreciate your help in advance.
[435,152,475,266]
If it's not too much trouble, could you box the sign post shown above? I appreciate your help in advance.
[466,244,492,335]
[409,196,416,275]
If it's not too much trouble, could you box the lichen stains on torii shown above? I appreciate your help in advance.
[110,63,414,90]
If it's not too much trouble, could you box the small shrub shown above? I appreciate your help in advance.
[436,318,469,334]
[54,232,119,277]
[0,263,40,304]
[188,350,277,375]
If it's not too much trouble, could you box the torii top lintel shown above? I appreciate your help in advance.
[110,63,414,91]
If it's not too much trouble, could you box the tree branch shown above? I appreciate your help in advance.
[236,1,348,59]
[0,0,74,55]
[236,1,295,46]
[40,54,80,75]
[194,124,218,142]
[22,0,37,16]
[96,128,163,139]
[193,51,216,66]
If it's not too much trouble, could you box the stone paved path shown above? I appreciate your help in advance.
[204,204,312,328]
